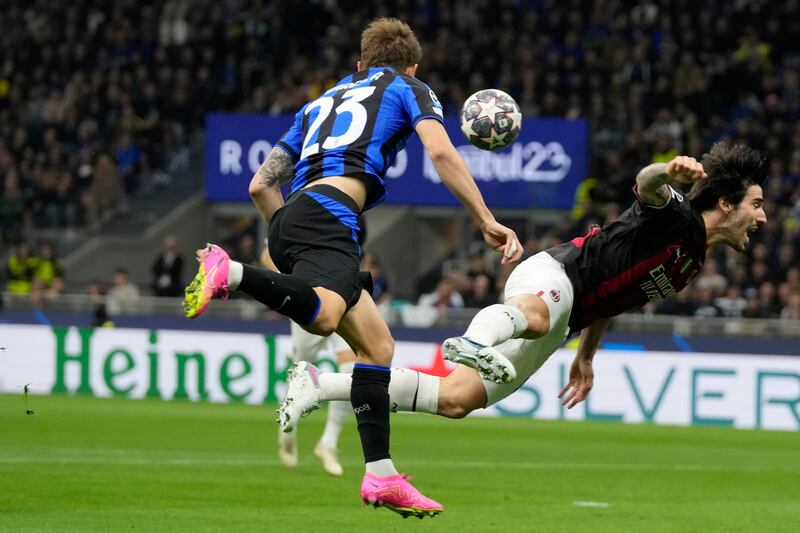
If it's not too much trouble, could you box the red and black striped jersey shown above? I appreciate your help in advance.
[546,185,707,331]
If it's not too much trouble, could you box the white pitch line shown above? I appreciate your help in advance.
[573,501,611,508]
[0,454,798,474]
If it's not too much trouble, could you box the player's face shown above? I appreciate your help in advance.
[728,185,767,252]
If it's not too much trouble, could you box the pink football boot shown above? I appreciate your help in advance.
[361,473,443,519]
[183,244,230,318]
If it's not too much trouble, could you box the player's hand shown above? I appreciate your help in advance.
[665,156,707,185]
[558,357,594,409]
[480,221,522,264]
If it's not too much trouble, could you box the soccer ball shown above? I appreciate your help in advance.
[459,89,522,151]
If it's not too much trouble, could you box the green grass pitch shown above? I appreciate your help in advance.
[1,393,798,532]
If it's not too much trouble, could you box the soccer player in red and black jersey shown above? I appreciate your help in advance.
[437,141,767,410]
[278,143,767,424]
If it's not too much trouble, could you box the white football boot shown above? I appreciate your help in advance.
[278,361,322,432]
[277,427,298,467]
[314,442,343,476]
[441,336,516,384]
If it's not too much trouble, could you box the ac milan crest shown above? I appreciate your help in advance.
[549,289,561,302]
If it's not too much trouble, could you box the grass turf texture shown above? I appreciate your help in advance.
[1,394,798,532]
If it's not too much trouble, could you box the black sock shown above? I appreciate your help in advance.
[238,264,320,325]
[351,364,391,463]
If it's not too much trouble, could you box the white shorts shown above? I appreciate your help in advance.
[290,322,351,361]
[483,252,575,405]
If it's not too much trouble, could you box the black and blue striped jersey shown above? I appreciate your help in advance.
[275,67,444,211]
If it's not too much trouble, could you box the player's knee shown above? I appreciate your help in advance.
[309,317,337,337]
[371,335,394,360]
[353,334,393,364]
[304,311,339,336]
[525,311,549,337]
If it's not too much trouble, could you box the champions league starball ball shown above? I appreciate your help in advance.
[459,89,522,151]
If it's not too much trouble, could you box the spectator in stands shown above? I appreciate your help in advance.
[30,242,63,293]
[115,132,144,193]
[151,235,184,297]
[756,281,782,318]
[464,273,497,309]
[87,281,112,328]
[6,243,36,296]
[694,288,722,318]
[362,250,390,306]
[0,168,26,243]
[107,267,141,316]
[693,258,728,296]
[656,288,698,316]
[780,291,800,321]
[418,275,464,309]
[82,153,128,230]
[236,235,259,266]
[715,286,747,318]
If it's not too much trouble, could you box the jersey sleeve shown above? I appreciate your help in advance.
[633,184,694,231]
[275,105,306,163]
[398,77,444,126]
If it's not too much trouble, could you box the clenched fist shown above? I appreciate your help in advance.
[665,155,708,185]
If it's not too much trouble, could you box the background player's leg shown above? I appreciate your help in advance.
[279,324,329,468]
[335,291,397,477]
[315,340,355,476]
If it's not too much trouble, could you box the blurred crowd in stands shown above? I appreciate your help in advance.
[1,0,799,320]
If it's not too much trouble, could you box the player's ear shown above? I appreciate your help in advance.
[718,196,733,215]
[405,64,418,77]
[357,60,364,71]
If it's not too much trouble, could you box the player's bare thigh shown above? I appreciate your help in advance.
[335,289,393,366]
[437,365,487,419]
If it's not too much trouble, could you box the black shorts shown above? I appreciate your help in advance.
[268,184,369,310]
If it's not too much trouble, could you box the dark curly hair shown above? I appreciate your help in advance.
[688,142,768,212]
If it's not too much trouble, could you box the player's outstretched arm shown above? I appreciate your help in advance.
[635,156,707,207]
[558,318,610,409]
[249,146,295,223]
[416,119,522,263]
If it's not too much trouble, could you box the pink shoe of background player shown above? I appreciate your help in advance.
[360,472,443,519]
[183,244,230,318]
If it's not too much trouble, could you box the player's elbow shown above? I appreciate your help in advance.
[425,142,456,164]
[248,175,267,199]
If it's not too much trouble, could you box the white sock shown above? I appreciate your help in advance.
[463,303,528,346]
[228,261,243,290]
[318,361,354,449]
[366,458,398,477]
[389,368,440,414]
[319,368,440,415]
[414,371,440,415]
[319,371,352,400]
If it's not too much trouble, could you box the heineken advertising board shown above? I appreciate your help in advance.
[1,325,798,431]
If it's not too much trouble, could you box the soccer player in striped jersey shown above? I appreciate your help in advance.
[183,18,521,518]
[282,143,768,424]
